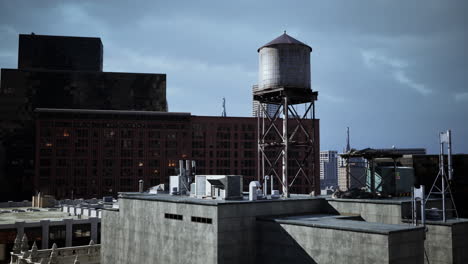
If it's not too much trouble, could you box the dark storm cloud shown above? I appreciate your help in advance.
[1,0,467,153]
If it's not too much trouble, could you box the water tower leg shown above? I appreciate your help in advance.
[282,97,289,197]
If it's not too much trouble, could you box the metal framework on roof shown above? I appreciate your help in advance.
[255,87,318,197]
[425,130,458,222]
[339,148,404,195]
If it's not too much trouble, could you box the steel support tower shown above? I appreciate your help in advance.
[425,130,458,222]
[254,88,318,197]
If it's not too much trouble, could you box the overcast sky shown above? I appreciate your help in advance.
[1,0,467,154]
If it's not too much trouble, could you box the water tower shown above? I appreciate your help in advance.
[254,32,318,197]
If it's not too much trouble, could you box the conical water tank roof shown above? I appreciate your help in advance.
[258,32,312,52]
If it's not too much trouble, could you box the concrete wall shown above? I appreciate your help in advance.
[327,199,403,224]
[326,199,445,225]
[10,243,100,264]
[424,222,468,264]
[102,199,218,264]
[452,223,468,264]
[425,224,453,264]
[102,197,326,264]
[388,229,425,263]
[325,199,468,264]
[101,210,120,264]
[257,221,424,264]
[217,199,324,264]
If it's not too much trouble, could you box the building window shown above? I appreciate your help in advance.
[166,141,178,148]
[191,216,212,224]
[76,129,88,137]
[49,225,66,248]
[121,159,132,167]
[243,151,254,158]
[148,131,160,138]
[72,224,91,246]
[121,139,133,148]
[149,140,160,148]
[165,213,183,220]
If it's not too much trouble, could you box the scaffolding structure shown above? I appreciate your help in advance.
[254,88,318,197]
[339,149,403,195]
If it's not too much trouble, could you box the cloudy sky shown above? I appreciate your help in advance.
[1,0,467,154]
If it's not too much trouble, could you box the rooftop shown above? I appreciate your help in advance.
[19,33,102,41]
[260,214,423,235]
[261,214,425,235]
[0,207,87,225]
[35,108,190,117]
[118,192,321,206]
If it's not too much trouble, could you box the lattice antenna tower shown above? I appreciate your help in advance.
[425,130,458,222]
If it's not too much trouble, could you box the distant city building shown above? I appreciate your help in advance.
[319,150,338,189]
[34,109,319,198]
[251,85,279,117]
[0,34,167,201]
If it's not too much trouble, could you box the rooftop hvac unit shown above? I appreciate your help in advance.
[194,175,243,200]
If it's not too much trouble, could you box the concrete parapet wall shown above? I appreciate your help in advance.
[452,222,468,263]
[102,198,218,264]
[424,221,468,264]
[326,199,403,224]
[102,196,326,264]
[216,199,324,264]
[10,243,100,264]
[257,220,424,264]
[325,198,468,264]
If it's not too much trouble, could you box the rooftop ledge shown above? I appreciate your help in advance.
[259,214,425,235]
[118,192,324,206]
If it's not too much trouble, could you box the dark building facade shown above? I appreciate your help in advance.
[34,109,320,199]
[18,34,104,71]
[0,34,167,201]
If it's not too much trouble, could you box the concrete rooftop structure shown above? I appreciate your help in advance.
[101,192,455,264]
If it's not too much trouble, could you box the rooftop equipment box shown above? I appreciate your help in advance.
[194,175,243,200]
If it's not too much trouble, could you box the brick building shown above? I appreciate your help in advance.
[0,34,167,201]
[34,109,319,198]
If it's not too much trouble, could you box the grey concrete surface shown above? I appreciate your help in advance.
[102,199,218,264]
[102,194,326,264]
[257,217,424,264]
[326,198,468,264]
[424,220,468,264]
[102,194,430,264]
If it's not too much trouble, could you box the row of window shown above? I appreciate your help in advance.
[164,213,213,224]
[41,122,187,130]
[164,213,183,220]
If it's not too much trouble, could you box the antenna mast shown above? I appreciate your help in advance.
[221,97,226,117]
[425,129,458,222]
[346,127,350,153]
